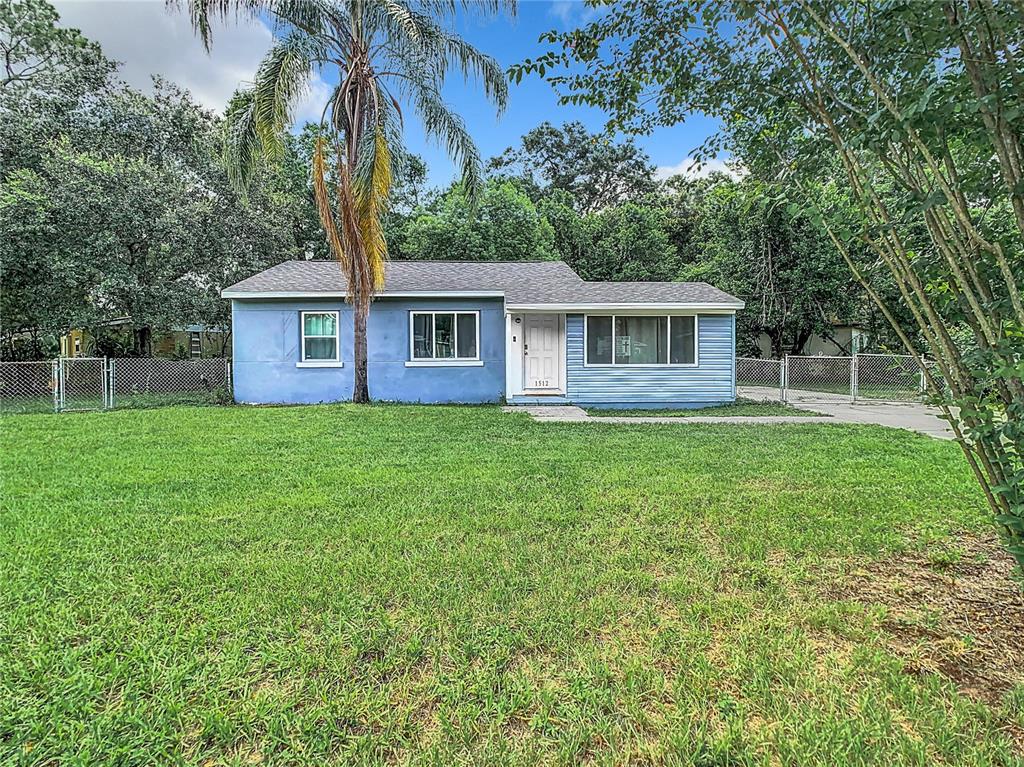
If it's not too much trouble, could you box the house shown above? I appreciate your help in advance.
[753,323,871,359]
[60,319,229,359]
[223,260,744,408]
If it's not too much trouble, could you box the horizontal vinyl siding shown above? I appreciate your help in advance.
[565,313,735,406]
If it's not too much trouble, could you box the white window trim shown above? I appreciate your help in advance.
[408,310,481,364]
[583,314,699,368]
[298,310,341,366]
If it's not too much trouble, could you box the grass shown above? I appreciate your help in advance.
[2,405,1020,765]
[585,397,822,418]
[0,389,230,415]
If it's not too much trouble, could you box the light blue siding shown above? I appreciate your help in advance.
[562,313,735,408]
[232,297,505,404]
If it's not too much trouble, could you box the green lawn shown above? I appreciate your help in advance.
[586,398,822,418]
[2,405,1021,766]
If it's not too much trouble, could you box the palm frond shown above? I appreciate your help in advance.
[172,0,269,50]
[373,2,508,112]
[354,124,393,291]
[410,82,484,204]
[251,31,321,162]
[222,88,262,194]
[312,135,349,273]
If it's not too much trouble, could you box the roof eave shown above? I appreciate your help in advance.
[223,289,507,299]
[504,302,745,312]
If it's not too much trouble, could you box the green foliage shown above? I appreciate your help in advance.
[687,177,861,357]
[2,404,1010,764]
[520,0,1024,577]
[395,179,557,262]
[488,121,657,213]
[0,2,318,358]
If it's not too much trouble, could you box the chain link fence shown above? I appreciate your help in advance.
[785,355,854,401]
[854,353,925,401]
[110,358,231,408]
[736,353,930,403]
[1,358,231,414]
[0,361,57,414]
[736,357,783,399]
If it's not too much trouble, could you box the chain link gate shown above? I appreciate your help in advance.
[783,355,854,402]
[853,353,925,401]
[56,357,108,412]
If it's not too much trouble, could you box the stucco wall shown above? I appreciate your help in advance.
[231,297,505,404]
[562,313,736,408]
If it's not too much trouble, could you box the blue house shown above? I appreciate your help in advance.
[223,260,744,408]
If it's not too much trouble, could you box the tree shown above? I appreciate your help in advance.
[687,178,861,357]
[488,120,657,213]
[1,81,302,355]
[187,0,510,402]
[515,0,1024,575]
[397,179,557,262]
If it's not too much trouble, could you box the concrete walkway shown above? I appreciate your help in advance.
[503,398,955,441]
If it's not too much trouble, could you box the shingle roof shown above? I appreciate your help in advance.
[222,260,743,308]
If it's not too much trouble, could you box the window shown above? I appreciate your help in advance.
[585,314,697,366]
[300,311,339,362]
[410,311,479,362]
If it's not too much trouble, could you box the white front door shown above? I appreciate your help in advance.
[522,314,562,391]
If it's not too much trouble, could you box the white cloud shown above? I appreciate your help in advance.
[548,0,601,29]
[52,0,328,121]
[654,156,744,182]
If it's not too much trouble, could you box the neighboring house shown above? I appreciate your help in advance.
[223,260,744,408]
[60,320,229,359]
[753,323,870,359]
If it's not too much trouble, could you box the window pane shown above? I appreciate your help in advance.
[456,313,477,358]
[586,316,612,364]
[615,316,667,364]
[670,316,696,364]
[412,313,433,358]
[434,313,454,358]
[304,312,335,336]
[304,337,336,360]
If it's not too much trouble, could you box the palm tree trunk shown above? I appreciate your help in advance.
[352,297,370,403]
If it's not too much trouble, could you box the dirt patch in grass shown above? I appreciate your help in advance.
[839,532,1024,706]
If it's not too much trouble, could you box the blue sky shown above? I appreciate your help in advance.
[393,1,724,187]
[55,0,725,190]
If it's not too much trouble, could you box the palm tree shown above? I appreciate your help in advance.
[181,0,511,402]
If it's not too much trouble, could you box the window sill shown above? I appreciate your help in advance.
[405,359,484,367]
[296,361,344,368]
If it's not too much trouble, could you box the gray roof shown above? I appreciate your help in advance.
[222,260,743,308]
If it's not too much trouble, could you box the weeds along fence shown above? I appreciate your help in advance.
[0,358,231,414]
[737,353,928,403]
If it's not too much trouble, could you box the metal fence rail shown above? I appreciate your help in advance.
[0,358,231,413]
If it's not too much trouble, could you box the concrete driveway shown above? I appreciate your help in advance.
[739,386,955,440]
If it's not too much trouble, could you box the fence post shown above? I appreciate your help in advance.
[781,354,789,402]
[108,358,116,409]
[851,353,858,401]
[51,359,59,413]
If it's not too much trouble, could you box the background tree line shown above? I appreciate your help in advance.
[1,0,887,361]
